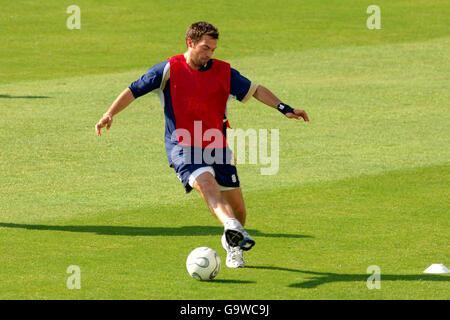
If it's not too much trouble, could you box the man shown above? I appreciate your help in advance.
[96,22,309,268]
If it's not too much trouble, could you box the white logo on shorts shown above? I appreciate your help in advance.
[231,174,237,183]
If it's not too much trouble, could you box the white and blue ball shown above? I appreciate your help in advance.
[186,247,221,281]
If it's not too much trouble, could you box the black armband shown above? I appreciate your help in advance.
[277,102,295,115]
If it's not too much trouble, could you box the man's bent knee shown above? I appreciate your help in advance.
[192,172,219,195]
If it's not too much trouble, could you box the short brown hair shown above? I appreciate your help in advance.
[185,21,219,45]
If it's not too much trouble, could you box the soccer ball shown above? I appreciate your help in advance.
[186,247,221,281]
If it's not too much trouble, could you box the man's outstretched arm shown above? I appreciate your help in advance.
[252,85,309,122]
[95,88,135,136]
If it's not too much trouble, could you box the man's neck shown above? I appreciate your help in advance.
[184,52,206,70]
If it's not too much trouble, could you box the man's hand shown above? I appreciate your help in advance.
[277,102,310,122]
[286,109,309,122]
[253,86,310,122]
[95,112,113,136]
[95,88,136,136]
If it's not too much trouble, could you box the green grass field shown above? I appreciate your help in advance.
[0,0,449,299]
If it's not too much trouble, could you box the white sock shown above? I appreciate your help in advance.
[221,233,230,251]
[224,218,243,230]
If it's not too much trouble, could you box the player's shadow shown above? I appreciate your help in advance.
[246,266,450,288]
[0,223,311,240]
[0,94,51,99]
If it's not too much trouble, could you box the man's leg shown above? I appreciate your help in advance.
[192,171,254,250]
[219,188,248,268]
[221,187,246,227]
[192,171,236,224]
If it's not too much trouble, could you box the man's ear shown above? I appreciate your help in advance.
[186,37,194,49]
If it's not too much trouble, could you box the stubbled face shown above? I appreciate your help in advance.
[187,35,217,68]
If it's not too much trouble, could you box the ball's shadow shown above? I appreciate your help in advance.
[207,279,256,284]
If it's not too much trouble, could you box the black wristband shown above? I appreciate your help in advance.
[277,102,295,115]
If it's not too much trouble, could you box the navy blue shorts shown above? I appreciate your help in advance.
[171,147,240,193]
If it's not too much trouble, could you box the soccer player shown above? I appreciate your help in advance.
[96,22,309,268]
